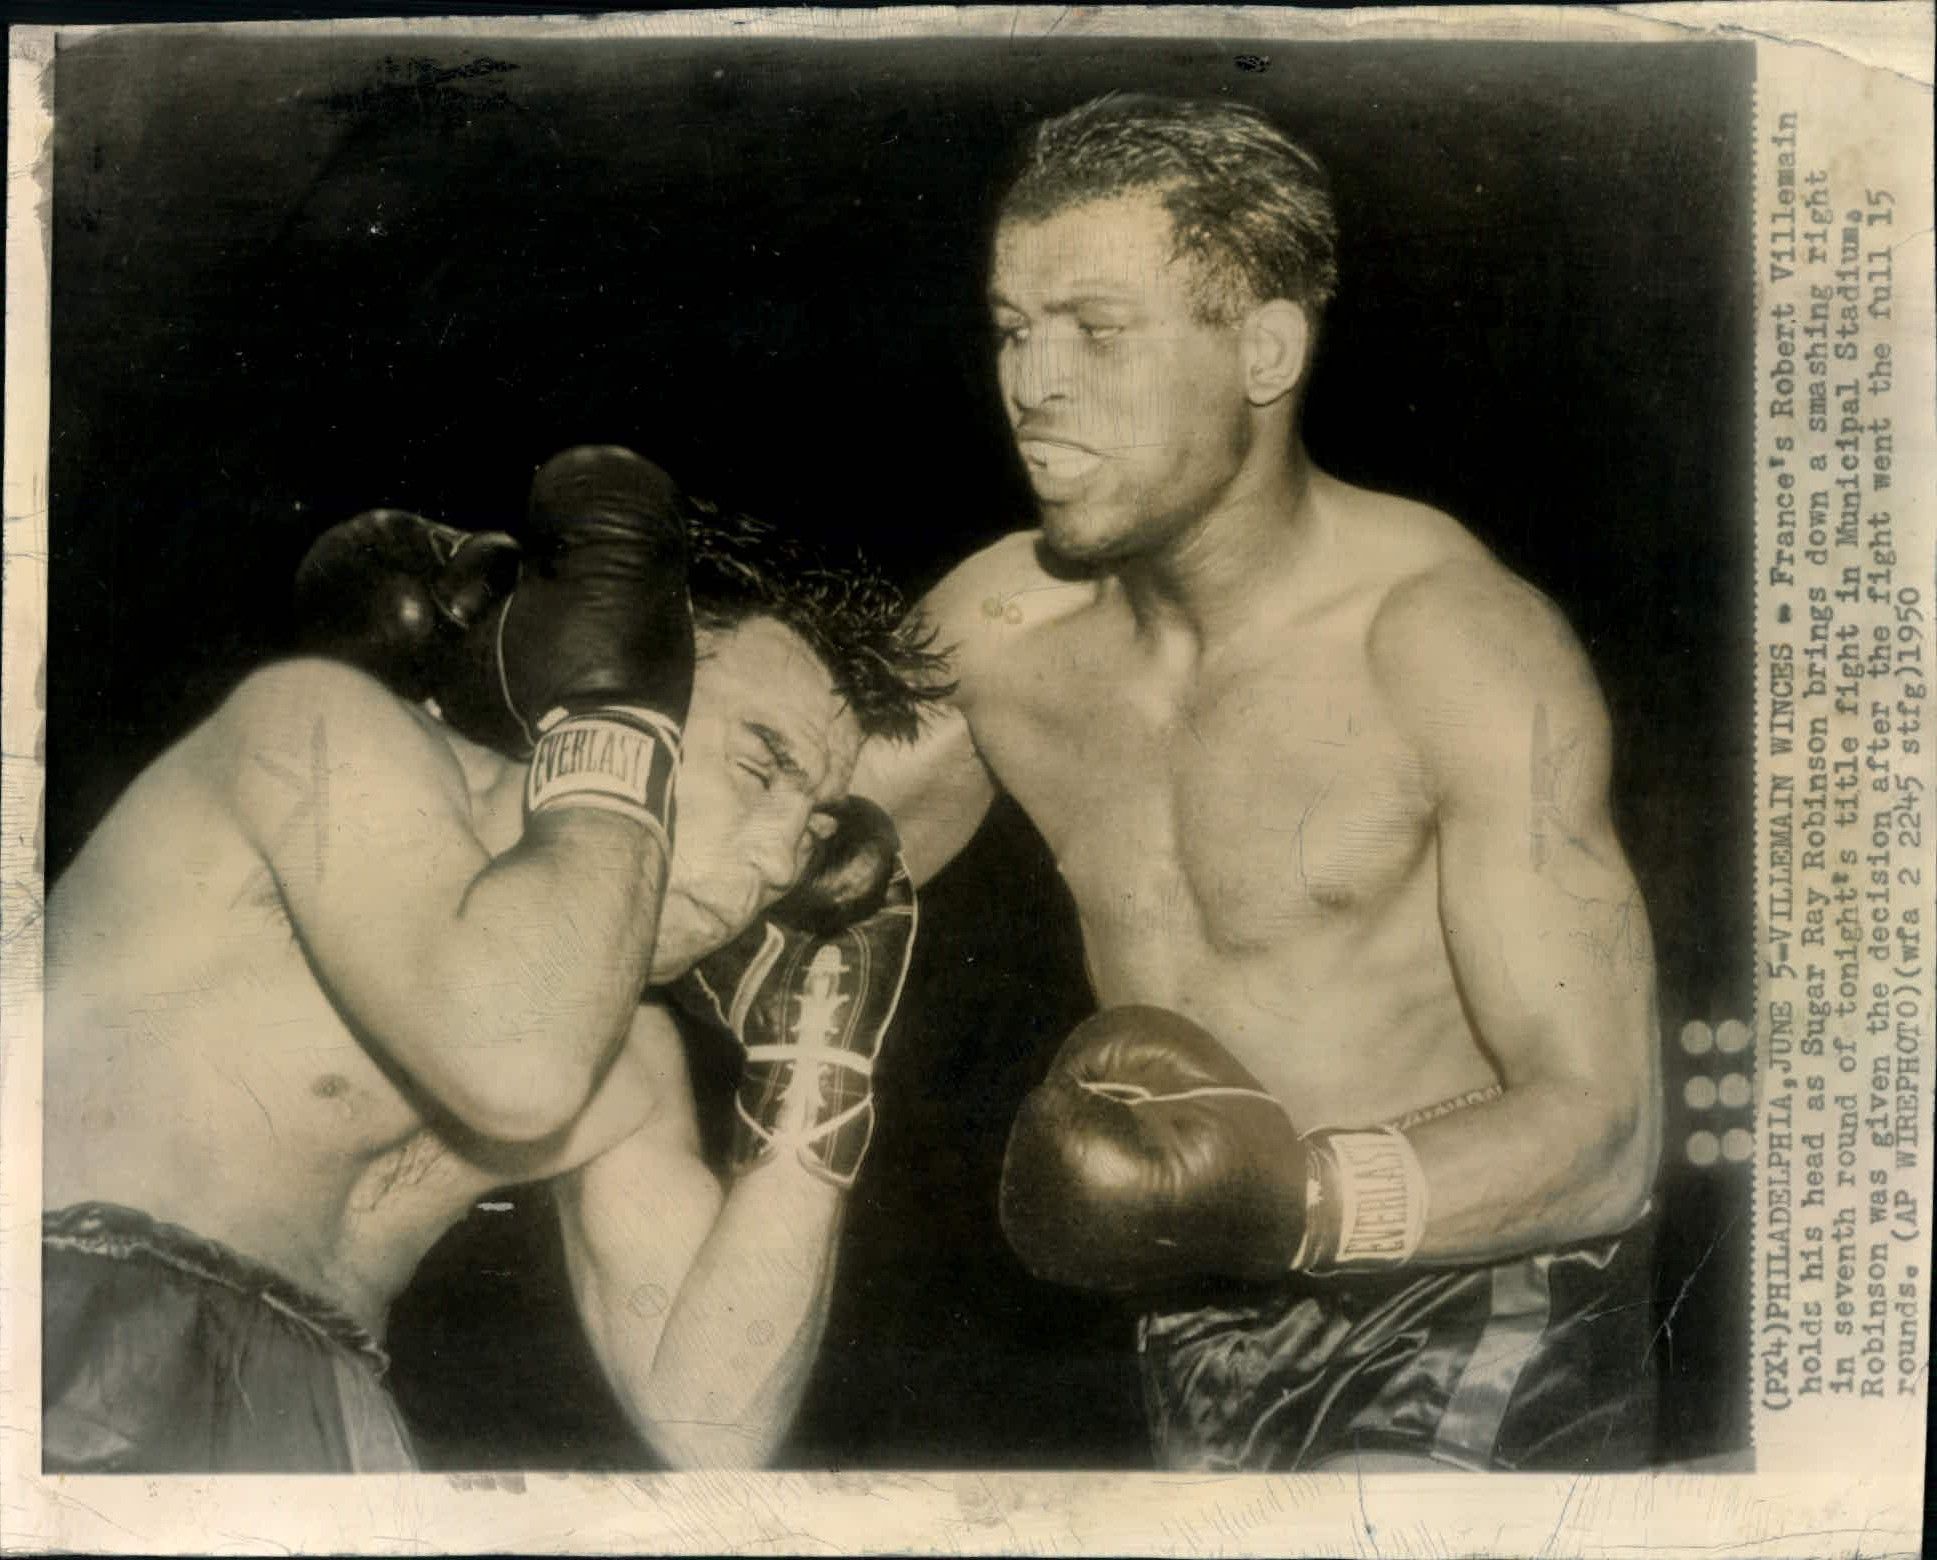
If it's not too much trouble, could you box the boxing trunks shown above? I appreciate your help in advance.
[42,1202,418,1473]
[1137,1229,1656,1471]
[1135,1089,1658,1471]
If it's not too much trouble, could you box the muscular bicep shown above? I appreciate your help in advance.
[1381,573,1661,1111]
[224,658,666,1140]
[1436,700,1658,1094]
[850,547,1029,886]
[851,701,995,887]
[222,659,595,1139]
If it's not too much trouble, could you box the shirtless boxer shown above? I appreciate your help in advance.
[43,447,948,1472]
[853,95,1664,1472]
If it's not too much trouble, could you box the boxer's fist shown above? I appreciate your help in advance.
[438,446,695,753]
[765,797,900,937]
[427,447,694,839]
[293,508,520,702]
[674,842,917,1189]
[999,1007,1311,1293]
[1001,1007,1433,1292]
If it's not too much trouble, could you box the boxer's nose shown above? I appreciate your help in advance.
[1004,330,1075,414]
[749,825,802,897]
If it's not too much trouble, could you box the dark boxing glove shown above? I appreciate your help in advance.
[437,446,696,843]
[673,799,915,1189]
[998,1006,1429,1294]
[293,508,520,703]
[763,795,900,937]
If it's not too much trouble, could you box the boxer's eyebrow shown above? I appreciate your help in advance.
[744,721,813,786]
[1056,278,1137,301]
[989,283,1138,312]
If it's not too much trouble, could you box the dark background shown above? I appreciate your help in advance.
[44,26,1756,1468]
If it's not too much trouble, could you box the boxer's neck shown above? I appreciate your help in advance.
[1115,443,1324,652]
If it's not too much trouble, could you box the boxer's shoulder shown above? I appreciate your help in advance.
[921,529,1096,663]
[1367,554,1610,783]
[1369,553,1573,665]
[209,656,471,805]
[1375,556,1596,689]
[215,655,429,735]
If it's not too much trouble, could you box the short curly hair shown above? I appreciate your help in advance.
[1000,93,1340,328]
[683,497,954,744]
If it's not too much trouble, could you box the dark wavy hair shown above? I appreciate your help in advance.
[1000,93,1340,329]
[683,497,953,744]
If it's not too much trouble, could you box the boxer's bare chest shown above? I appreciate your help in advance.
[967,603,1433,964]
[961,596,1490,1121]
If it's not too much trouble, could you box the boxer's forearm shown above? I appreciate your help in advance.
[420,809,669,1139]
[595,1160,844,1469]
[1406,1076,1659,1262]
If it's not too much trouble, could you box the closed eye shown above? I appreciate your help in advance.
[737,761,774,792]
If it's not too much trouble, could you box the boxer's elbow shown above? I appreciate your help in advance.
[633,1389,776,1471]
[422,1028,599,1144]
[1586,1081,1661,1233]
[460,1078,585,1144]
[647,1421,772,1472]
[403,969,615,1141]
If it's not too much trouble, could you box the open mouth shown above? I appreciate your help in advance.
[1017,439,1103,486]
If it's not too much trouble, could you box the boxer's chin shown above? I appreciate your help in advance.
[649,905,734,984]
[1039,499,1148,566]
[650,945,695,986]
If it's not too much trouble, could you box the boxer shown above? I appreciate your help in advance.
[42,448,950,1471]
[854,95,1664,1471]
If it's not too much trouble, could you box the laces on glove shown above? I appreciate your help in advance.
[680,871,917,1191]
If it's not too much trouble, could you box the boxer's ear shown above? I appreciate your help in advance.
[1239,299,1310,407]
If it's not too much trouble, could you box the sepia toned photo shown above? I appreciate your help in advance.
[3,6,1930,1555]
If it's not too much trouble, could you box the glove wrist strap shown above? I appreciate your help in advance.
[525,705,682,850]
[1293,1126,1430,1273]
[733,1092,877,1190]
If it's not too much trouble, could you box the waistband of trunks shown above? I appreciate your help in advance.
[1388,1082,1504,1133]
[43,1201,389,1374]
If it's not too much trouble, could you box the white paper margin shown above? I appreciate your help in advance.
[4,6,1931,1556]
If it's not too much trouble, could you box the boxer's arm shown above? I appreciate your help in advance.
[850,701,993,888]
[222,658,666,1142]
[851,537,1043,885]
[558,1004,843,1469]
[1373,565,1661,1261]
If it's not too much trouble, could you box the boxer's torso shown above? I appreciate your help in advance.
[44,696,668,1333]
[956,478,1505,1128]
